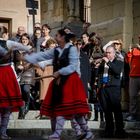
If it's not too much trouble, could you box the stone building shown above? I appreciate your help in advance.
[40,0,140,117]
[0,0,139,49]
[0,0,40,36]
[0,0,139,130]
[41,0,140,50]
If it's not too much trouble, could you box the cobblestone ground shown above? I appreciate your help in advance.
[8,129,140,140]
[11,136,140,140]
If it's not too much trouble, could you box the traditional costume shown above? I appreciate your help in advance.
[0,39,30,139]
[25,42,94,140]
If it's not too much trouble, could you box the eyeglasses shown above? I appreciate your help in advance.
[114,43,121,45]
[106,52,112,54]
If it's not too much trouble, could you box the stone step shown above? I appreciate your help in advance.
[9,111,140,130]
[125,121,140,130]
[7,129,140,138]
[10,111,40,120]
[8,119,103,129]
[9,111,104,129]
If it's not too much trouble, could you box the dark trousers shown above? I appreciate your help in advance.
[18,84,31,119]
[129,77,140,115]
[98,86,124,133]
[21,84,30,103]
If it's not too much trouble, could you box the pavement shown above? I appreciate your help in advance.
[7,111,140,140]
[7,129,140,140]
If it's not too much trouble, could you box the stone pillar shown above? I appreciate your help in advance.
[121,0,133,112]
[123,0,133,50]
[75,0,80,20]
[67,0,75,22]
[63,0,84,38]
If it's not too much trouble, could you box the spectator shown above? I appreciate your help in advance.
[96,45,126,138]
[34,22,41,30]
[113,39,129,112]
[89,33,104,122]
[38,38,57,102]
[11,26,26,42]
[81,32,93,57]
[41,24,53,51]
[125,44,140,121]
[76,39,91,98]
[15,33,35,119]
[32,27,44,52]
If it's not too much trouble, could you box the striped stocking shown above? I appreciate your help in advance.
[75,116,94,139]
[0,108,11,136]
[49,116,65,139]
[71,118,82,136]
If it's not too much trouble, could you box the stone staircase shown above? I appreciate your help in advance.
[8,111,102,129]
[8,111,140,130]
[7,111,140,138]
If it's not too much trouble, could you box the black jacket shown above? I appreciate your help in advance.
[97,58,123,87]
[80,50,91,95]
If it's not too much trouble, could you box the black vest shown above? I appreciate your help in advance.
[53,45,72,72]
[0,40,11,64]
[0,40,7,51]
[51,45,73,106]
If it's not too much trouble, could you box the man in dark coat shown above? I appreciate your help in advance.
[96,45,126,138]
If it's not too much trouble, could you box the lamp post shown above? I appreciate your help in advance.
[26,0,38,30]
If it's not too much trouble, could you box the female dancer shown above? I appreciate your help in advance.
[24,29,94,140]
[0,26,30,139]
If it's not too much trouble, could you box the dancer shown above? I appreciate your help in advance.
[24,29,94,140]
[0,26,31,139]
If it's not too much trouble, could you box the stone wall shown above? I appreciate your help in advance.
[40,0,140,48]
[41,0,64,36]
[133,0,140,44]
[40,0,84,37]
[89,0,133,50]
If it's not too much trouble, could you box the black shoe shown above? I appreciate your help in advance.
[76,133,86,140]
[18,111,25,119]
[93,118,98,121]
[104,131,114,138]
[104,133,114,138]
[24,103,29,115]
[0,135,11,140]
[18,106,26,119]
[115,130,128,138]
[125,115,136,122]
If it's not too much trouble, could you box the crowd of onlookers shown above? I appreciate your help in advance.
[1,21,140,139]
[8,22,140,123]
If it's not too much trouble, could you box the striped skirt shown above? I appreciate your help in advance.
[40,72,89,119]
[0,65,23,111]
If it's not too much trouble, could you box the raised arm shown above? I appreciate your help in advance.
[107,60,123,75]
[7,40,30,52]
[24,48,54,64]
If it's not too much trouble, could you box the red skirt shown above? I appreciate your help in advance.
[40,72,89,118]
[0,65,23,112]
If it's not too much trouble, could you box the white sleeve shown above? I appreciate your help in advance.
[6,40,30,52]
[38,60,53,69]
[24,48,55,64]
[103,41,114,52]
